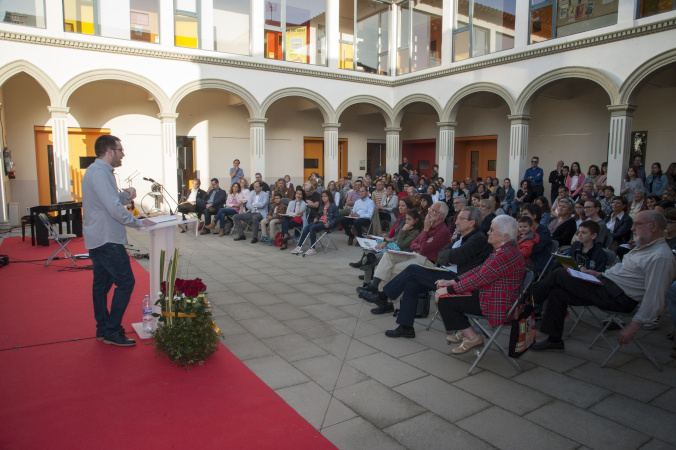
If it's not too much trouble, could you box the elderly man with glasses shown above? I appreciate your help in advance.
[532,210,675,351]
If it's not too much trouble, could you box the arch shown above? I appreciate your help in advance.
[0,61,60,106]
[335,95,395,128]
[620,48,676,105]
[59,69,170,112]
[170,79,260,117]
[392,94,442,127]
[261,87,335,123]
[442,82,516,122]
[515,67,620,116]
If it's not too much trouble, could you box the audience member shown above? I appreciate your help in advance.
[644,163,667,197]
[535,196,551,226]
[291,190,340,256]
[342,180,363,215]
[465,177,477,195]
[517,216,539,264]
[566,161,585,200]
[274,178,294,199]
[229,159,244,185]
[435,215,526,353]
[199,178,227,235]
[326,180,341,205]
[633,154,646,182]
[621,166,644,203]
[399,157,413,180]
[448,197,468,234]
[646,194,660,210]
[665,163,676,185]
[520,203,553,275]
[532,210,675,351]
[233,181,269,243]
[550,185,571,218]
[209,181,246,236]
[525,156,545,197]
[499,178,515,214]
[595,162,608,191]
[606,196,633,250]
[479,198,497,235]
[239,178,251,197]
[284,174,294,192]
[260,193,287,243]
[304,181,322,222]
[574,200,586,228]
[586,164,600,187]
[514,180,535,216]
[249,173,270,192]
[548,198,577,246]
[549,160,566,204]
[569,220,607,271]
[339,186,375,246]
[581,198,609,246]
[600,186,614,217]
[280,188,307,250]
[176,178,206,223]
[629,188,647,218]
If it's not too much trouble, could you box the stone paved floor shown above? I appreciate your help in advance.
[11,224,675,449]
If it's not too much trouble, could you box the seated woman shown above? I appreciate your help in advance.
[499,178,515,214]
[476,183,490,200]
[280,188,307,250]
[426,184,439,203]
[239,178,251,198]
[211,181,246,236]
[548,198,577,246]
[479,198,497,235]
[291,190,339,256]
[350,197,416,269]
[535,196,551,226]
[573,200,586,228]
[326,180,341,205]
[284,175,294,192]
[260,193,287,243]
[379,183,399,224]
[419,194,433,219]
[513,180,535,216]
[628,187,647,218]
[579,198,608,246]
[434,215,526,354]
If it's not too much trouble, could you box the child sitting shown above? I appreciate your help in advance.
[517,216,540,264]
[569,220,607,271]
[126,200,140,218]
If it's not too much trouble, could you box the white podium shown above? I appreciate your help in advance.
[131,215,199,339]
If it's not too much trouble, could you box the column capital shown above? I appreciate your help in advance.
[507,114,531,124]
[248,118,268,127]
[606,104,637,117]
[384,127,402,134]
[322,122,341,130]
[157,112,179,122]
[48,106,70,118]
[437,121,458,130]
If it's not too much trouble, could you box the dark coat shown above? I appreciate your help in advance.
[437,229,492,276]
[606,213,633,244]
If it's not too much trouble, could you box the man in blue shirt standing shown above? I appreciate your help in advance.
[525,156,545,198]
[82,135,155,347]
[339,186,375,246]
[229,159,244,186]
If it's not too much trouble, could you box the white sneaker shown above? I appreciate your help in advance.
[291,246,302,254]
[305,248,317,256]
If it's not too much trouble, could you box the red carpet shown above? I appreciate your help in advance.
[0,237,336,449]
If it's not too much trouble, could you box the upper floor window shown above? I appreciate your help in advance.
[175,0,199,48]
[63,0,97,35]
[530,0,618,43]
[397,0,443,75]
[131,0,159,44]
[638,0,675,17]
[453,0,516,61]
[265,0,327,66]
[339,0,390,75]
[214,0,251,55]
[1,0,46,28]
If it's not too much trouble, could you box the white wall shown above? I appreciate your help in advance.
[632,84,676,169]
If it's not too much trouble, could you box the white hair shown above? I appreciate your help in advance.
[492,215,519,244]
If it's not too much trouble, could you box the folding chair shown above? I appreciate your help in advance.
[38,213,78,267]
[587,307,663,371]
[298,225,339,256]
[536,240,560,282]
[462,270,535,376]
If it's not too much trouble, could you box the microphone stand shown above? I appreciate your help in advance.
[150,182,178,216]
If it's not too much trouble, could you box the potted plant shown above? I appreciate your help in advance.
[152,248,221,370]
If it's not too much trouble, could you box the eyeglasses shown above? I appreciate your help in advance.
[531,160,538,163]
[583,206,596,209]
[112,147,124,153]
[456,216,470,221]
[428,209,443,215]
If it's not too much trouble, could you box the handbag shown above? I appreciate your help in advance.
[273,232,284,247]
[508,293,536,358]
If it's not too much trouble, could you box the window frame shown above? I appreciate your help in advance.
[529,0,557,44]
[174,0,201,49]
[340,0,391,75]
[62,0,100,35]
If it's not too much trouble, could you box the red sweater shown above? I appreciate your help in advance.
[410,221,452,263]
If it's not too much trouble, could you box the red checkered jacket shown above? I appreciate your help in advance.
[448,241,526,326]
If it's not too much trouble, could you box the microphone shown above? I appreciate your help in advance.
[143,177,156,183]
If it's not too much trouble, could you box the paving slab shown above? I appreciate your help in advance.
[262,333,328,362]
[321,397,358,429]
[524,400,651,449]
[454,371,552,415]
[333,379,427,429]
[347,352,426,387]
[220,332,275,360]
[300,304,353,321]
[274,381,332,430]
[395,375,491,422]
[283,316,342,340]
[326,317,383,338]
[357,332,428,358]
[238,316,295,339]
[512,366,612,408]
[566,362,670,402]
[220,302,268,320]
[321,417,407,450]
[618,358,676,388]
[212,315,247,336]
[456,406,578,450]
[384,411,494,450]
[291,354,369,391]
[278,291,323,306]
[258,302,310,320]
[240,290,286,306]
[400,348,474,383]
[242,355,310,390]
[312,333,379,360]
[228,281,266,295]
[649,387,676,413]
[589,394,676,445]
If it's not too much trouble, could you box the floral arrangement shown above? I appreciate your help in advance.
[152,248,220,370]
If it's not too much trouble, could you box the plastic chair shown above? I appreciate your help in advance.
[462,270,535,375]
[38,213,77,267]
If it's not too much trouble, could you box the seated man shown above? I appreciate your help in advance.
[359,202,452,312]
[249,172,270,192]
[233,181,269,243]
[532,210,675,351]
[198,178,226,235]
[374,206,492,329]
[568,220,607,271]
[339,186,375,246]
[176,178,206,222]
[339,180,362,216]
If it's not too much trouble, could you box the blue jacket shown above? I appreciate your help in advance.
[315,203,340,228]
[645,174,668,196]
[500,187,515,204]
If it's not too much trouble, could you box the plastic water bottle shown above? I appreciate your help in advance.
[142,295,153,333]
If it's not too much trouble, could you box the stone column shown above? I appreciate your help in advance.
[437,121,457,183]
[385,127,402,176]
[249,118,267,181]
[508,114,531,188]
[323,122,340,182]
[48,106,72,202]
[158,113,179,212]
[606,105,637,192]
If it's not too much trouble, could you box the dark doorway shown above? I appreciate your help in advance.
[176,136,195,201]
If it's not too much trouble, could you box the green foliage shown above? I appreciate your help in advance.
[152,314,219,371]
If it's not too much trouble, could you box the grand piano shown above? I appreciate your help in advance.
[29,201,83,246]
